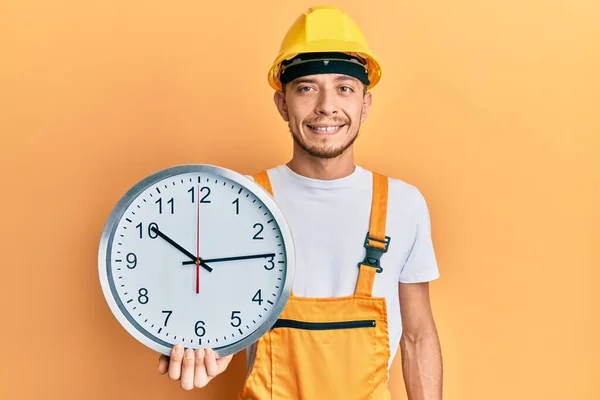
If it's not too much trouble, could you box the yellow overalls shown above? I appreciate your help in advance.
[239,170,393,400]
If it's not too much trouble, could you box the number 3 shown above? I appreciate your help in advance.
[264,256,274,270]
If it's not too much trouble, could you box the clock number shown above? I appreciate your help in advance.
[264,256,275,270]
[136,222,159,239]
[138,288,149,304]
[233,198,239,214]
[126,253,137,269]
[156,197,174,214]
[230,311,242,327]
[148,223,158,238]
[162,310,172,326]
[200,187,211,203]
[253,223,264,240]
[194,321,206,337]
[189,186,210,203]
[252,289,263,305]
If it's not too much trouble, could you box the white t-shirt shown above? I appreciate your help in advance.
[244,164,440,374]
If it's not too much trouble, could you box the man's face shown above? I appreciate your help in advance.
[274,73,372,159]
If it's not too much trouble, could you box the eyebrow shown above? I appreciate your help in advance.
[334,75,360,84]
[291,78,318,86]
[291,75,360,86]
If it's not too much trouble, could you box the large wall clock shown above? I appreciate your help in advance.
[98,164,295,357]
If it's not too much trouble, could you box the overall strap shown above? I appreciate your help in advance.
[252,170,295,297]
[355,172,390,297]
[253,170,274,197]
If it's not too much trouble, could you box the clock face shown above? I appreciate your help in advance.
[98,165,295,357]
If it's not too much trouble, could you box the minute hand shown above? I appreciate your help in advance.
[182,253,276,265]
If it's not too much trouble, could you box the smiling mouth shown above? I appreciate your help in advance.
[306,124,345,134]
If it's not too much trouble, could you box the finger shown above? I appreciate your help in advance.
[194,348,209,388]
[216,354,234,373]
[168,344,184,380]
[158,354,170,375]
[180,348,195,390]
[204,348,219,378]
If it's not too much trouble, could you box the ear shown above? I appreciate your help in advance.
[360,91,372,124]
[273,90,289,122]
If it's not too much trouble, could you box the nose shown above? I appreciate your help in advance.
[315,89,338,116]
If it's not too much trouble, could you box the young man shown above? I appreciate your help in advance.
[158,6,443,399]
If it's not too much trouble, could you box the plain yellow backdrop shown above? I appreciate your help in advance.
[1,0,598,399]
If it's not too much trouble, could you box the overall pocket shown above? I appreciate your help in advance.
[272,319,376,330]
[269,317,378,400]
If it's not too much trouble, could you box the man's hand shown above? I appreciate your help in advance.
[157,344,234,390]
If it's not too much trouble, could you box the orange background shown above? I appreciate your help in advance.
[1,0,598,399]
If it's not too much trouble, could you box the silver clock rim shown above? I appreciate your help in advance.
[98,164,296,357]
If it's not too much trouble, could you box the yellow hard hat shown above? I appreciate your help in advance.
[268,6,382,91]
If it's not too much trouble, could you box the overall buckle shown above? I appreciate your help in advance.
[359,233,391,273]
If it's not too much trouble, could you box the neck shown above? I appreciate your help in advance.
[287,144,356,180]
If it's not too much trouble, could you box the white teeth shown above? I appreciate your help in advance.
[310,125,341,132]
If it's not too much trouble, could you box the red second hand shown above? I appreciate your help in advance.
[196,184,200,294]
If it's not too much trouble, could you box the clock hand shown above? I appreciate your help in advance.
[199,260,213,271]
[149,226,213,272]
[196,184,201,294]
[181,253,276,265]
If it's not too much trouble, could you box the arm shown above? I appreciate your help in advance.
[399,281,443,400]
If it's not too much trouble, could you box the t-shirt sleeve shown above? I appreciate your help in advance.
[398,189,440,283]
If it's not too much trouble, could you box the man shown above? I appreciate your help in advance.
[158,6,443,399]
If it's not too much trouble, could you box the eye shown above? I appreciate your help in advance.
[339,86,354,93]
[297,86,314,93]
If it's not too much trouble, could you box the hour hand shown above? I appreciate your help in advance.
[149,226,213,272]
[181,253,276,265]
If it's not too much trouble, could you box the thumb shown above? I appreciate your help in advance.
[216,354,234,372]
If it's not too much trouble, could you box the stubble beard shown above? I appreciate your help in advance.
[289,124,360,159]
